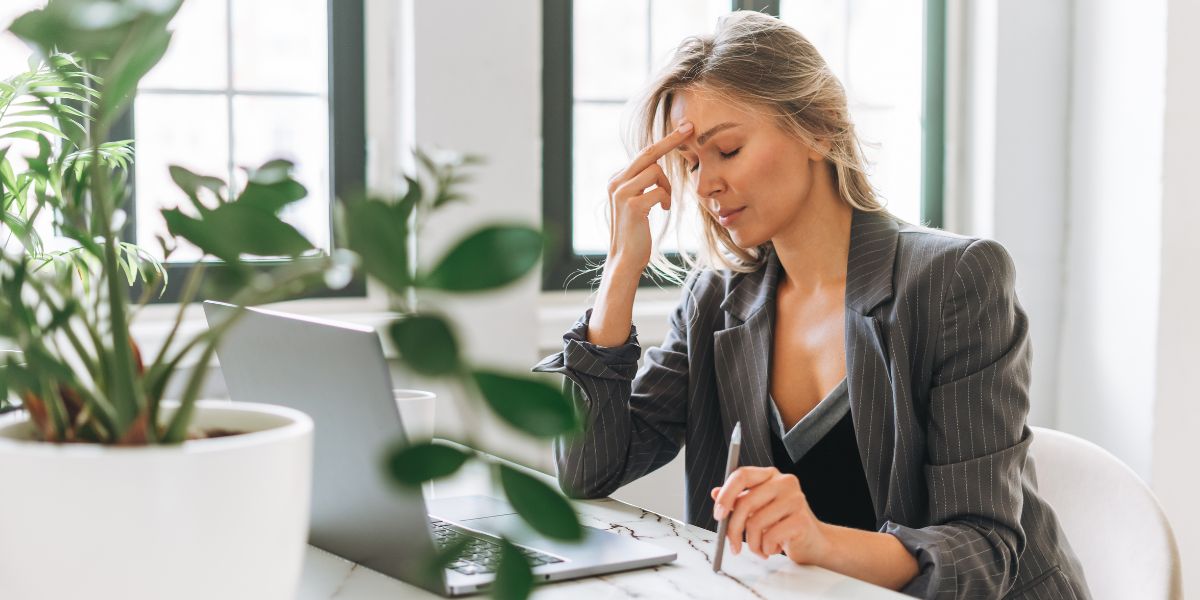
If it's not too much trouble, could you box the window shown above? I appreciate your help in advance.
[543,0,945,289]
[0,0,367,302]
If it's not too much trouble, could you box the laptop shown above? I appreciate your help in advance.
[204,301,675,596]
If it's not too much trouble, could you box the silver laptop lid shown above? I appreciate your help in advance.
[204,301,445,594]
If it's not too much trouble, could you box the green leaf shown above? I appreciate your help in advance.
[428,536,471,573]
[97,28,174,132]
[245,158,295,184]
[163,203,313,263]
[389,315,460,376]
[398,176,421,220]
[472,370,578,438]
[386,442,470,487]
[422,226,542,292]
[0,211,39,255]
[344,197,410,291]
[237,178,307,214]
[0,120,67,139]
[492,539,535,600]
[169,165,226,207]
[0,363,10,413]
[497,464,582,542]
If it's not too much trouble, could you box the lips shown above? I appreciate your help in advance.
[716,206,746,226]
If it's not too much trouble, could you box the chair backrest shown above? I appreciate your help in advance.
[1029,426,1183,600]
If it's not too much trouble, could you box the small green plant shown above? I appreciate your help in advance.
[1,1,581,597]
[346,154,585,598]
[0,53,162,288]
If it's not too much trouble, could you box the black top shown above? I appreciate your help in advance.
[769,409,877,532]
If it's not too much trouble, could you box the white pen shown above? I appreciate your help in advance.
[712,421,742,572]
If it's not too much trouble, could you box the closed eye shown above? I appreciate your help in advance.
[687,148,741,173]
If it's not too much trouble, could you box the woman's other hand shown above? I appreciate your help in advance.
[604,121,693,274]
[711,466,831,563]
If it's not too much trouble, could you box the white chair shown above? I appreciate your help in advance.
[1029,426,1183,600]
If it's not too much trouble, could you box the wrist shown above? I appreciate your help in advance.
[808,521,842,569]
[604,254,646,280]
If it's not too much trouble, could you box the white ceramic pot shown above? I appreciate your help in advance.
[0,400,313,600]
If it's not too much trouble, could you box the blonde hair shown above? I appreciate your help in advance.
[624,10,886,283]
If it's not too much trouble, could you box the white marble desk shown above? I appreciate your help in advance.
[298,460,906,600]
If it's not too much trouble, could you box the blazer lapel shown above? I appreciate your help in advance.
[710,209,902,512]
[712,249,781,469]
[844,209,900,520]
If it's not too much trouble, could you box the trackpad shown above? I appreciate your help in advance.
[427,495,516,522]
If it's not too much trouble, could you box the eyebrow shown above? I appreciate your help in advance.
[677,122,740,152]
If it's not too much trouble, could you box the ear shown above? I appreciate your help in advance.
[808,138,832,161]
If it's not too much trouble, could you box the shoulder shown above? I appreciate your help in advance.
[893,221,1017,298]
[678,266,733,317]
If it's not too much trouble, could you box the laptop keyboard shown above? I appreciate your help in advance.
[430,518,565,575]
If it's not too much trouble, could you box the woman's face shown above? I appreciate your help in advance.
[669,88,826,249]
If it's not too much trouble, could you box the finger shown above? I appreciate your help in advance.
[714,467,776,520]
[725,485,780,556]
[761,515,803,557]
[613,163,670,202]
[619,121,694,181]
[629,187,671,216]
[711,487,720,500]
[744,500,793,558]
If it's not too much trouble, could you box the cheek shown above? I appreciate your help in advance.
[743,147,814,213]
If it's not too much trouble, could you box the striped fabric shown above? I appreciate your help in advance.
[533,209,1091,599]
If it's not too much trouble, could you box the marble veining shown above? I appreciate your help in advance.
[298,474,906,599]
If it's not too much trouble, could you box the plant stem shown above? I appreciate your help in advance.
[148,261,206,375]
[90,107,142,434]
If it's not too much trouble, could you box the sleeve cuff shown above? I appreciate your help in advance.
[532,308,641,381]
[882,521,946,598]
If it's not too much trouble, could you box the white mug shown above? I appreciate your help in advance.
[393,389,436,443]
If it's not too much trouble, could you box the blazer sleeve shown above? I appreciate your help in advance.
[883,238,1033,600]
[531,293,691,499]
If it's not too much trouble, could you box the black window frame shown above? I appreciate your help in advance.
[121,0,367,303]
[542,0,946,291]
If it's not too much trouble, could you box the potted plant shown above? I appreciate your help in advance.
[0,3,326,597]
[0,1,583,599]
[0,51,159,417]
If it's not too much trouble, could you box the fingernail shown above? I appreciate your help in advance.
[679,121,693,134]
[713,504,726,521]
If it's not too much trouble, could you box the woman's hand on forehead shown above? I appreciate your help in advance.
[617,121,694,181]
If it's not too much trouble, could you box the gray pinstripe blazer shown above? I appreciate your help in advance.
[534,209,1090,599]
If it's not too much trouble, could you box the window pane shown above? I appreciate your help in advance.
[854,106,921,224]
[846,0,921,106]
[231,0,327,93]
[133,93,230,262]
[572,3,731,259]
[0,2,46,77]
[572,102,625,255]
[140,0,227,90]
[779,0,848,82]
[573,0,648,100]
[648,0,730,71]
[780,0,924,225]
[232,95,330,253]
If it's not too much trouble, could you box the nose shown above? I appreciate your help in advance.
[695,164,725,200]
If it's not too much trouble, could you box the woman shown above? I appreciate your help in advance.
[534,11,1089,600]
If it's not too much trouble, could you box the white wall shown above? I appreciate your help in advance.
[1153,0,1200,592]
[395,0,552,470]
[1057,0,1167,480]
[946,0,1072,428]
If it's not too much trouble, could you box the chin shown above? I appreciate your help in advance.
[726,228,768,250]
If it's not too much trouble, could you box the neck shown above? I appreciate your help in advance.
[771,162,853,295]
